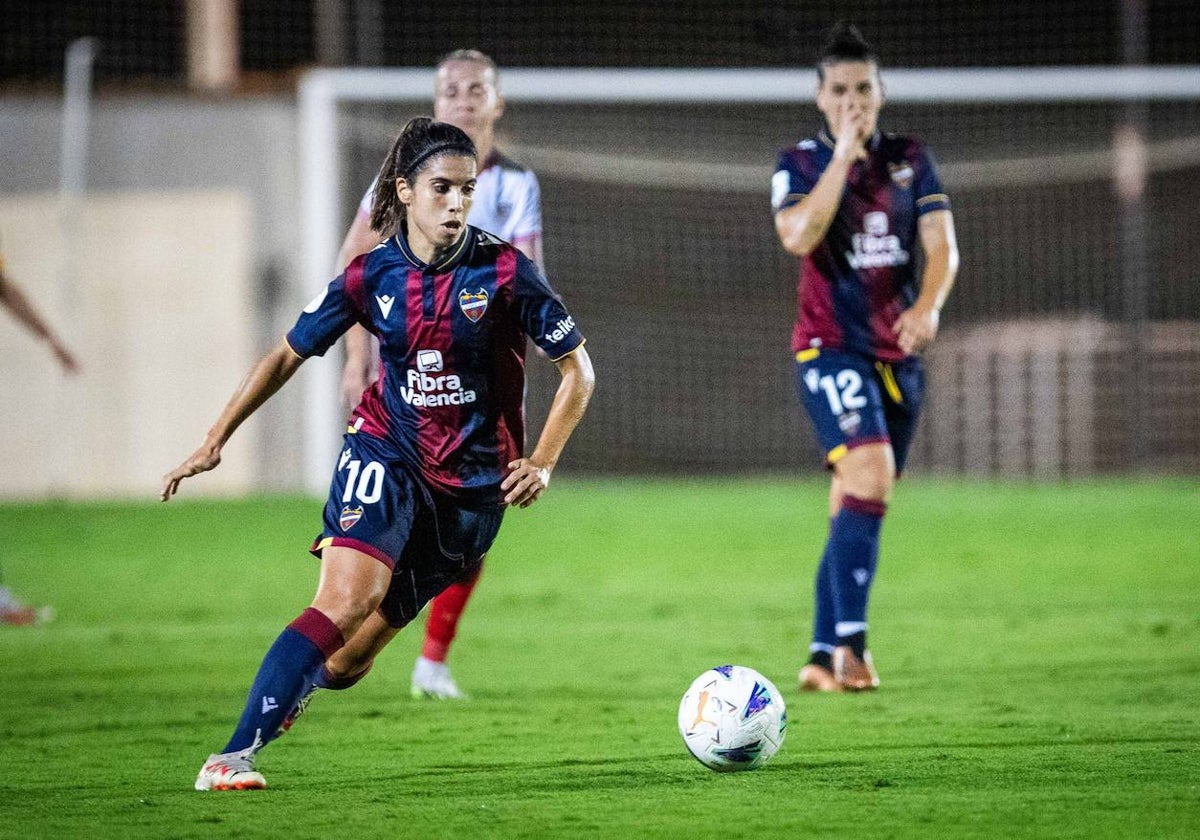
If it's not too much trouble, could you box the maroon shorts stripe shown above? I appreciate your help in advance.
[309,536,396,570]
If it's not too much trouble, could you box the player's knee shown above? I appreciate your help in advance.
[836,445,895,502]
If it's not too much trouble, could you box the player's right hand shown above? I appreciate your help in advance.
[833,100,869,162]
[160,440,222,501]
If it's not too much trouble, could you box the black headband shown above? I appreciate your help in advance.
[402,141,476,180]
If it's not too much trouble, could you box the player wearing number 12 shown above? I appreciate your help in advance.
[162,118,594,790]
[772,23,959,692]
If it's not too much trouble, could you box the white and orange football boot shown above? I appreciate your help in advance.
[194,747,266,791]
[833,646,881,692]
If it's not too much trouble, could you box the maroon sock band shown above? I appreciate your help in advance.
[288,607,345,659]
[842,494,888,518]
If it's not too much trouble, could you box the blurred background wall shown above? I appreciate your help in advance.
[1,0,1198,498]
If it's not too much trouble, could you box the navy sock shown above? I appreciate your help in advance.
[222,608,344,754]
[811,524,837,654]
[806,649,833,670]
[827,495,886,650]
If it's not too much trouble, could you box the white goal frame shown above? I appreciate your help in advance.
[296,65,1200,493]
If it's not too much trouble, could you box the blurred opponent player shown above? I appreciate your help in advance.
[772,23,959,691]
[163,118,593,790]
[0,244,77,625]
[337,49,544,699]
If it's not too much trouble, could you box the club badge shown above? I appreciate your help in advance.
[458,288,489,323]
[888,162,914,188]
[339,505,364,531]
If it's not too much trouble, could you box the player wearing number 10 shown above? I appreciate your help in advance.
[772,23,959,692]
[162,118,594,790]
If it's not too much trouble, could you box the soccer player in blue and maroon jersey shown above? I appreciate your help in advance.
[162,118,594,791]
[337,50,546,700]
[772,23,959,692]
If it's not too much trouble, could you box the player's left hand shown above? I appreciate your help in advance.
[502,458,551,508]
[892,304,940,355]
[160,439,223,501]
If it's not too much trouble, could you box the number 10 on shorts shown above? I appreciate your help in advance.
[342,459,384,504]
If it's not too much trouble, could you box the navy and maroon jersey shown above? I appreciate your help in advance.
[286,224,584,506]
[772,129,950,363]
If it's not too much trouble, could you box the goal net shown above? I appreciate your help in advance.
[298,67,1200,490]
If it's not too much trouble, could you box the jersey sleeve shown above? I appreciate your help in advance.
[771,149,816,213]
[913,144,951,216]
[507,171,543,242]
[511,251,584,361]
[286,256,370,358]
[356,181,376,218]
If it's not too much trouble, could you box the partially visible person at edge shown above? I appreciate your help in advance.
[0,244,78,625]
[163,118,594,791]
[337,49,544,700]
[772,22,959,692]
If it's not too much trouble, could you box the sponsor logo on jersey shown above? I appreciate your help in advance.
[339,505,364,530]
[401,369,477,407]
[376,294,395,319]
[417,349,443,372]
[847,211,910,270]
[888,161,914,188]
[543,316,576,345]
[458,288,489,322]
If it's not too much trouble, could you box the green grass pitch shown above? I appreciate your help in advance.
[2,478,1198,838]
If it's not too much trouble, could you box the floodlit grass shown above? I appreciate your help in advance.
[2,478,1198,838]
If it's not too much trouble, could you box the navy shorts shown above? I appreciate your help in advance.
[310,431,504,628]
[794,347,925,474]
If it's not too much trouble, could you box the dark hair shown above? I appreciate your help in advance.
[816,22,878,80]
[369,117,476,234]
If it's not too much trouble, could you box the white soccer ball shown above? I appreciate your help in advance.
[677,665,787,772]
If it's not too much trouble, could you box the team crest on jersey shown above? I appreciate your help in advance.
[339,505,364,531]
[458,288,489,323]
[838,411,862,436]
[888,162,914,188]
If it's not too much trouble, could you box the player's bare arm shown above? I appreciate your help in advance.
[502,344,595,508]
[0,272,80,373]
[775,100,867,256]
[161,339,305,501]
[893,209,959,354]
[513,235,544,272]
[338,212,386,409]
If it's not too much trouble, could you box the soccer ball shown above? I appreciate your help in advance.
[677,665,787,772]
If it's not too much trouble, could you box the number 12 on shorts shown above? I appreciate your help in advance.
[342,459,384,504]
[804,368,866,415]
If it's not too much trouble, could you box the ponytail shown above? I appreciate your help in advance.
[369,117,477,234]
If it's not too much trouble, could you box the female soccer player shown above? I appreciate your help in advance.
[163,118,594,790]
[771,23,959,692]
[338,49,544,699]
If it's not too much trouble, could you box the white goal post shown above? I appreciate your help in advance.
[296,65,1200,493]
